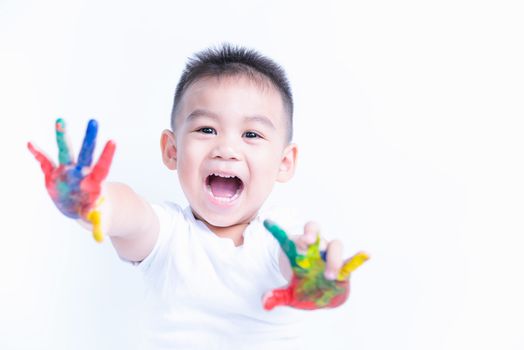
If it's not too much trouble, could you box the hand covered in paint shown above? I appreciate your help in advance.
[28,119,115,242]
[262,220,369,310]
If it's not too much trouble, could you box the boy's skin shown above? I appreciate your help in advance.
[33,73,346,288]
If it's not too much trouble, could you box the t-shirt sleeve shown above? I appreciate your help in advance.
[135,202,180,274]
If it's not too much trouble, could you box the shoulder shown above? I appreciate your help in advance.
[256,205,304,239]
[136,202,197,273]
[151,202,204,234]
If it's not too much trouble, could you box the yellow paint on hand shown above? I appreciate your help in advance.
[337,252,369,281]
[297,257,310,269]
[86,210,103,243]
[296,235,322,269]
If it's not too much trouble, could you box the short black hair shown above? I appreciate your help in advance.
[171,43,294,141]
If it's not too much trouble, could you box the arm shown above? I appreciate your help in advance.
[96,182,160,262]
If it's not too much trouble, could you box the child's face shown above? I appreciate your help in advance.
[162,75,297,228]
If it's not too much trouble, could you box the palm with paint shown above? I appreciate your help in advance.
[263,220,369,310]
[28,119,115,242]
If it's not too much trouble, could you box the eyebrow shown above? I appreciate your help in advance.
[186,109,276,130]
[186,109,219,122]
[244,115,276,130]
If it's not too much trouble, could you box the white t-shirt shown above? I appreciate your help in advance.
[137,203,302,350]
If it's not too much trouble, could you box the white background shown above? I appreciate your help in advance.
[1,0,523,349]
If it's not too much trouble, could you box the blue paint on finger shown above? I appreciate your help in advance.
[77,119,98,169]
[320,250,327,262]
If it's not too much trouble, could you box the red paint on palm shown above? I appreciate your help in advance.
[263,276,350,310]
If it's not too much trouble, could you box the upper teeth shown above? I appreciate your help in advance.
[212,173,236,178]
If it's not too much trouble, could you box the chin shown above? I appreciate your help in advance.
[206,214,245,228]
[194,207,254,229]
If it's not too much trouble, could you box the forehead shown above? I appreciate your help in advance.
[174,75,287,130]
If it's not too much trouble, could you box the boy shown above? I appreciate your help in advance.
[29,44,365,349]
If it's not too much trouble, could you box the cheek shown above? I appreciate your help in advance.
[249,152,281,182]
[177,142,204,179]
[179,136,204,160]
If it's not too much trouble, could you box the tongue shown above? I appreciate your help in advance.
[209,176,240,198]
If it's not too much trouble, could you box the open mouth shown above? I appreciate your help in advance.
[206,173,244,202]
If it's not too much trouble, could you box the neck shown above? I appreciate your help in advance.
[205,222,247,246]
[192,210,249,246]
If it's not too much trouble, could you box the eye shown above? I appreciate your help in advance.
[197,127,217,135]
[243,131,261,139]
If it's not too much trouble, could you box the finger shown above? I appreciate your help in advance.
[55,118,73,165]
[295,221,320,252]
[27,142,56,179]
[86,209,103,243]
[77,119,98,169]
[296,234,322,269]
[262,287,292,310]
[337,251,370,281]
[263,219,300,268]
[83,140,116,190]
[324,239,344,280]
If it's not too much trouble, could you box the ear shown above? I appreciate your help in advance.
[276,143,298,183]
[160,129,177,170]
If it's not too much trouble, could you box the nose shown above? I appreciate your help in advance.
[210,135,241,161]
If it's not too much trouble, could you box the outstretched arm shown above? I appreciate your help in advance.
[99,182,159,262]
[28,119,159,262]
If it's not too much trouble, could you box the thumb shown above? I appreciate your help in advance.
[295,221,320,252]
[262,287,292,311]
